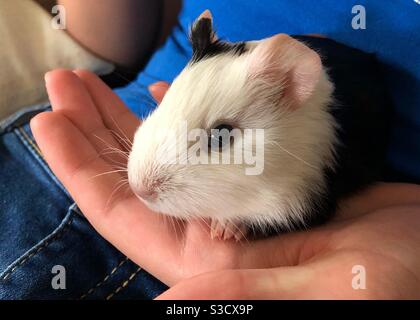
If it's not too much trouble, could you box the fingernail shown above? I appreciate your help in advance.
[44,71,52,84]
[147,84,155,93]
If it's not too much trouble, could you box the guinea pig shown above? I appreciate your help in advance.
[127,10,391,240]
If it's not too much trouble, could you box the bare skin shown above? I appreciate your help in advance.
[57,0,162,68]
[31,69,420,299]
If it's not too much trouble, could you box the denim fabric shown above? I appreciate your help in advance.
[0,104,167,299]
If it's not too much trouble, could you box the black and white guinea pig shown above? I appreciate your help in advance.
[127,10,391,240]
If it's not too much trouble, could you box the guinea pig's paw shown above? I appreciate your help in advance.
[210,219,247,241]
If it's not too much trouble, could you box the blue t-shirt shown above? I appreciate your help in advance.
[115,0,420,181]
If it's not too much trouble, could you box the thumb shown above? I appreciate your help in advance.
[156,267,310,300]
[148,81,170,104]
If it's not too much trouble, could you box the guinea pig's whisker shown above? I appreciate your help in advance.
[101,161,128,175]
[107,112,134,148]
[105,179,129,211]
[97,101,135,151]
[197,216,211,233]
[100,154,129,168]
[93,134,129,158]
[172,217,182,243]
[162,215,173,239]
[89,169,128,180]
[231,221,249,245]
[100,148,129,159]
[99,156,127,168]
[107,164,128,171]
[271,141,317,170]
[111,128,131,145]
[170,216,183,244]
[162,215,185,245]
[99,149,129,164]
[99,146,128,155]
[110,129,133,151]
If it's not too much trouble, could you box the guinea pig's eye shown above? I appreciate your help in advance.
[208,124,234,152]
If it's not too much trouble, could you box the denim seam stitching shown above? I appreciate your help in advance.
[14,126,71,199]
[105,266,142,300]
[79,257,129,300]
[17,126,43,156]
[0,204,76,281]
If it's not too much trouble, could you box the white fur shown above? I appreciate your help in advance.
[128,37,337,231]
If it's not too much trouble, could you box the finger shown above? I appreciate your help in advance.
[30,112,124,212]
[156,267,307,300]
[232,223,335,270]
[148,81,170,104]
[73,69,141,149]
[45,69,103,132]
[45,70,126,165]
[158,246,379,300]
[31,112,181,282]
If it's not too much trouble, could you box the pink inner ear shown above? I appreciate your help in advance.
[286,53,322,106]
[248,34,322,108]
[195,9,218,42]
[198,9,213,21]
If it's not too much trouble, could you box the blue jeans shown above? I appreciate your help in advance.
[0,104,167,299]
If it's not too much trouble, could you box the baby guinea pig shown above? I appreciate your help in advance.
[127,10,391,240]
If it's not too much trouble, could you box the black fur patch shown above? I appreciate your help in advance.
[293,36,392,230]
[252,36,393,238]
[190,18,247,63]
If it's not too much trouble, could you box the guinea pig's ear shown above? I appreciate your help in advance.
[190,10,218,58]
[247,34,322,108]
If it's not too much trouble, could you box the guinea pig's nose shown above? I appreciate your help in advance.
[136,185,158,201]
[135,178,164,201]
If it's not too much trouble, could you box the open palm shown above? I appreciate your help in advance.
[31,70,420,299]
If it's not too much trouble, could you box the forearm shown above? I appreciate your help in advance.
[57,0,163,68]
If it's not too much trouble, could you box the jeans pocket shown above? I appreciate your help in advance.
[0,201,166,300]
[0,204,78,299]
[0,204,77,282]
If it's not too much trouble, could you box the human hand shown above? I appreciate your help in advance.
[31,70,420,298]
[158,200,420,299]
